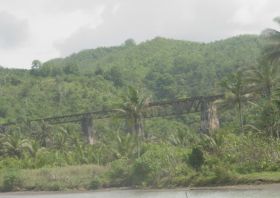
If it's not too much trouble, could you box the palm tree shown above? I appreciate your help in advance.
[273,87,280,107]
[52,127,69,151]
[109,132,138,159]
[245,62,279,99]
[26,140,45,159]
[220,70,252,130]
[116,86,150,157]
[2,129,31,158]
[117,86,150,138]
[256,18,280,98]
[267,87,280,137]
[30,121,52,147]
[262,17,280,63]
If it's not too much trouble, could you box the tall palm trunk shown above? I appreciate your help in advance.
[237,99,243,132]
[134,115,144,158]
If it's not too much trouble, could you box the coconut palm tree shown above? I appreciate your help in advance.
[262,17,280,63]
[30,121,52,147]
[118,86,150,138]
[220,70,253,130]
[266,86,280,137]
[109,132,138,159]
[2,129,31,158]
[273,87,280,106]
[116,86,150,157]
[245,62,279,99]
[250,18,280,99]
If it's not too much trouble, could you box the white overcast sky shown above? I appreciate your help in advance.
[0,0,279,69]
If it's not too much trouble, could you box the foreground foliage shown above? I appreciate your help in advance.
[0,130,280,191]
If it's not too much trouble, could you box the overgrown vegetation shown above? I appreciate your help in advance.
[0,19,280,191]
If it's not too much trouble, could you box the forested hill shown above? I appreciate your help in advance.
[0,35,261,123]
[41,35,261,96]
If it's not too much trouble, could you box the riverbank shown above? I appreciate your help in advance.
[1,164,280,192]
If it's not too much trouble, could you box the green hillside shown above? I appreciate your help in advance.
[0,35,261,123]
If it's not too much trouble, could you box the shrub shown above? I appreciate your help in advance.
[45,182,62,191]
[107,158,131,187]
[89,177,101,189]
[211,166,235,184]
[2,169,22,192]
[188,147,205,171]
[131,144,184,187]
[0,157,22,169]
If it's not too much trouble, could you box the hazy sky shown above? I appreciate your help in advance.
[0,0,279,69]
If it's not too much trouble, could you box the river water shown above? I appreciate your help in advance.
[0,188,279,198]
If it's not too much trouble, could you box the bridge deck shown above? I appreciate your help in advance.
[0,94,224,127]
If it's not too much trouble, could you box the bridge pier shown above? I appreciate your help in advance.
[200,100,219,134]
[0,125,7,133]
[81,115,96,145]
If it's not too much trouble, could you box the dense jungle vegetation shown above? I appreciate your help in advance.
[0,19,280,191]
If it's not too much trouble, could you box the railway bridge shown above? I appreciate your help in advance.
[0,95,224,144]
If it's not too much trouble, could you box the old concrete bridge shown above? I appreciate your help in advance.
[0,95,224,144]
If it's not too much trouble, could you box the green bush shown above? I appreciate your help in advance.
[2,169,22,192]
[107,158,131,187]
[45,182,62,191]
[89,177,101,189]
[132,157,153,186]
[171,164,195,186]
[34,150,68,168]
[188,147,205,171]
[211,166,235,184]
[0,157,22,169]
[131,144,184,187]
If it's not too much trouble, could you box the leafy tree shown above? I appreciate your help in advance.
[30,60,42,76]
[105,66,124,87]
[31,60,42,70]
[63,62,79,75]
[124,39,136,47]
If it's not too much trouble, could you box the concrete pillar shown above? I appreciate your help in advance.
[200,100,219,134]
[81,115,96,145]
[0,125,7,133]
